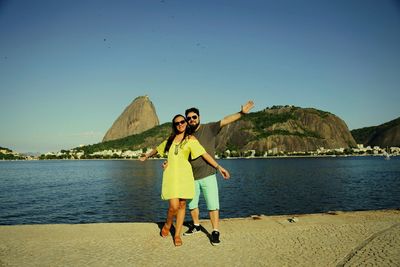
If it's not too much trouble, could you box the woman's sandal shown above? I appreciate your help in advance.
[174,236,182,247]
[160,224,170,238]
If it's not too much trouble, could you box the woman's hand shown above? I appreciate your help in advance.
[139,153,147,161]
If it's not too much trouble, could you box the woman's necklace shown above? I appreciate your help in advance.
[174,133,185,155]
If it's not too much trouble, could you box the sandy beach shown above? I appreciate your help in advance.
[1,209,399,266]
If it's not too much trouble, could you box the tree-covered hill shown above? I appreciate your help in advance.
[0,146,26,160]
[351,117,400,147]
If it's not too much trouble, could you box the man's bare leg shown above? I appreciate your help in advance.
[209,210,220,245]
[190,208,200,225]
[209,210,219,230]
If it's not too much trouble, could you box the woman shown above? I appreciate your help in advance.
[140,114,229,246]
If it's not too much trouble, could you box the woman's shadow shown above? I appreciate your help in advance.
[156,221,213,244]
[156,222,175,241]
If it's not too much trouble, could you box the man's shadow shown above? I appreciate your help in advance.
[183,221,214,245]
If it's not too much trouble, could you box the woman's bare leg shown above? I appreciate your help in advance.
[175,199,187,237]
[166,198,179,228]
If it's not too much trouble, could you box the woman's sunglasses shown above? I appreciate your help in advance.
[174,120,186,126]
[186,115,198,121]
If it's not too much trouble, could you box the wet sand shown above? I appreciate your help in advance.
[1,209,399,266]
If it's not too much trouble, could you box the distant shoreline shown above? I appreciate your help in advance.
[0,154,396,162]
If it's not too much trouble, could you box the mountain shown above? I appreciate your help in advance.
[351,117,400,147]
[102,96,160,142]
[216,106,356,153]
[80,105,356,154]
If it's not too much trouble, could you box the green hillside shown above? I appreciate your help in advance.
[74,123,172,154]
[242,106,327,139]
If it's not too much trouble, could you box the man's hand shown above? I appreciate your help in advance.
[241,100,254,114]
[218,166,230,180]
[220,100,255,127]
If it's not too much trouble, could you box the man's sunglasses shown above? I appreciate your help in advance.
[186,115,198,121]
[174,120,186,126]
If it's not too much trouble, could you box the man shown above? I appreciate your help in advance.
[184,100,254,245]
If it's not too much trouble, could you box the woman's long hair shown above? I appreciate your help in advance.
[164,114,192,154]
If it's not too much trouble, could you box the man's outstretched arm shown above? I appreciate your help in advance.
[220,100,254,128]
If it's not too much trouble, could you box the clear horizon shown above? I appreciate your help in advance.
[1,1,399,153]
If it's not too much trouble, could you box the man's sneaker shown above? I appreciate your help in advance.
[211,230,220,246]
[183,224,201,236]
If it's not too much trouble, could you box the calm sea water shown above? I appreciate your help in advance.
[0,157,399,225]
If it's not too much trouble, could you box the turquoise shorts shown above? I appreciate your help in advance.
[188,174,219,211]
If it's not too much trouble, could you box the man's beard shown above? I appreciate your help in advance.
[189,122,199,131]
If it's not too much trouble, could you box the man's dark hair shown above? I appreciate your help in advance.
[185,107,200,117]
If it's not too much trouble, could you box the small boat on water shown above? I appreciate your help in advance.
[383,150,391,160]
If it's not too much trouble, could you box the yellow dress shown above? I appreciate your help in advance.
[156,138,206,200]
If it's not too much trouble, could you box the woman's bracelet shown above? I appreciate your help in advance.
[215,164,220,170]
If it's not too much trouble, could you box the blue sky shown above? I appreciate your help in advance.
[1,0,399,153]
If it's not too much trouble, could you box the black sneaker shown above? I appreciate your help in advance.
[211,231,220,246]
[183,224,201,236]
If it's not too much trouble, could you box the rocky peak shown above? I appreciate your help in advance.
[102,95,159,142]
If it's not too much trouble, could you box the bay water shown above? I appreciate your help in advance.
[0,156,399,225]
